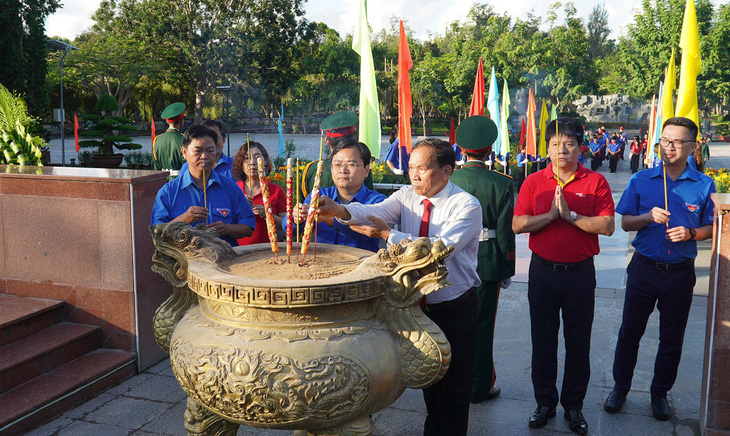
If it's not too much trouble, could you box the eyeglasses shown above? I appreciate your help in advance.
[659,138,694,149]
[332,162,362,171]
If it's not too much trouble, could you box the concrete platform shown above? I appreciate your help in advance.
[30,141,729,435]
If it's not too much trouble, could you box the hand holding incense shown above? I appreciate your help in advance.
[286,157,294,262]
[300,160,324,261]
[258,157,279,261]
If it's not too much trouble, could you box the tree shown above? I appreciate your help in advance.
[587,3,614,59]
[701,3,730,113]
[600,0,713,98]
[0,0,60,117]
[92,0,313,122]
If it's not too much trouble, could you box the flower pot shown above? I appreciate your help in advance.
[92,154,124,168]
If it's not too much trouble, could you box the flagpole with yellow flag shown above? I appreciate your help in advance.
[397,20,413,153]
[661,50,677,120]
[538,100,548,158]
[675,0,702,137]
[352,0,381,159]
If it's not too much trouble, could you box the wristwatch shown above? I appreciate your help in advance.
[688,228,697,240]
[568,211,578,223]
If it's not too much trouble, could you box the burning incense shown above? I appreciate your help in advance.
[202,167,209,225]
[319,132,324,161]
[258,157,279,261]
[246,133,252,198]
[300,160,324,261]
[296,158,300,259]
[286,157,294,262]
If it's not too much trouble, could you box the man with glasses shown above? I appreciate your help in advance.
[604,117,716,421]
[290,139,385,252]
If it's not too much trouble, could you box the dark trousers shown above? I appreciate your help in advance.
[517,167,526,192]
[528,256,595,410]
[612,253,695,397]
[423,288,478,436]
[472,280,500,401]
[609,153,618,172]
[591,155,600,171]
[630,154,641,173]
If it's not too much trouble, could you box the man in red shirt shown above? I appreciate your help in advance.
[513,118,615,435]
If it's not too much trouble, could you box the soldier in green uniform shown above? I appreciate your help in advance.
[300,110,374,198]
[451,115,516,404]
[153,102,186,179]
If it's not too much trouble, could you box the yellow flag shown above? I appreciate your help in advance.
[660,49,676,120]
[675,0,702,133]
[538,100,548,157]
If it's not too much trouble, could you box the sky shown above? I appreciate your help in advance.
[46,0,727,43]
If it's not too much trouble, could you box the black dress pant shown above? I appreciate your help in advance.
[630,154,640,173]
[591,156,600,171]
[612,253,695,397]
[609,154,618,172]
[423,288,478,436]
[528,255,595,410]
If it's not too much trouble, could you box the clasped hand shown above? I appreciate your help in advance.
[180,206,229,235]
[549,185,572,221]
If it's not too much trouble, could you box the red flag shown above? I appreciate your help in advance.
[519,117,526,147]
[448,117,456,145]
[397,20,414,153]
[74,113,80,152]
[151,117,157,158]
[469,58,485,116]
[526,89,537,156]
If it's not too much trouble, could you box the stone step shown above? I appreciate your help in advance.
[0,294,65,346]
[0,322,101,394]
[0,349,137,436]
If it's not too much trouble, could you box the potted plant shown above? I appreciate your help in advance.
[124,153,134,168]
[141,151,153,169]
[78,94,142,168]
[78,150,93,167]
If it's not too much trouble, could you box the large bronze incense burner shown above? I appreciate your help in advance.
[150,222,453,436]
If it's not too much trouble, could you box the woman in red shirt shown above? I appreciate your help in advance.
[629,136,643,174]
[232,142,287,245]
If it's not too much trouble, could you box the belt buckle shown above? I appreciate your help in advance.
[656,262,670,271]
[553,263,569,272]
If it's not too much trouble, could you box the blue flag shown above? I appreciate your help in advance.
[278,103,284,156]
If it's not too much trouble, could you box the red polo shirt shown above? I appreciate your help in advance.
[514,163,614,263]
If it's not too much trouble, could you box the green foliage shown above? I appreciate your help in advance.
[0,83,46,165]
[78,94,141,156]
[0,0,60,117]
[272,139,297,169]
[95,94,120,112]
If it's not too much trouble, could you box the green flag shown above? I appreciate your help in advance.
[352,0,381,158]
[538,100,548,157]
[550,104,558,121]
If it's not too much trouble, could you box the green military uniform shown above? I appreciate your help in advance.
[153,102,186,180]
[450,115,516,403]
[300,110,373,198]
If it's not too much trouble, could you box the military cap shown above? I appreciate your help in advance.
[161,102,186,122]
[321,110,358,137]
[455,115,498,153]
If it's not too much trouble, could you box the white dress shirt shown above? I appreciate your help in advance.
[343,182,482,304]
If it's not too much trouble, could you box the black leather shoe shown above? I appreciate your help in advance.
[529,406,556,428]
[604,390,627,413]
[651,395,670,421]
[470,386,501,403]
[564,409,588,435]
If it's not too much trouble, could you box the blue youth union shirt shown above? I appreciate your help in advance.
[385,139,410,172]
[616,165,716,263]
[151,167,255,246]
[284,185,386,252]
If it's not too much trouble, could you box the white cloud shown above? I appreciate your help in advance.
[46,0,97,39]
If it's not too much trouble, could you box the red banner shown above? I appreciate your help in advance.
[397,20,413,153]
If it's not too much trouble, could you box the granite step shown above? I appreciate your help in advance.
[0,294,65,346]
[0,322,101,394]
[0,349,137,436]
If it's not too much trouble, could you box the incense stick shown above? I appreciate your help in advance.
[258,157,279,262]
[296,158,300,260]
[301,160,324,262]
[202,167,209,225]
[319,132,324,161]
[246,133,252,198]
[286,157,293,263]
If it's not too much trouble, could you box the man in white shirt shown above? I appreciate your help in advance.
[318,138,482,436]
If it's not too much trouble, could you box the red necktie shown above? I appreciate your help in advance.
[419,199,433,237]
